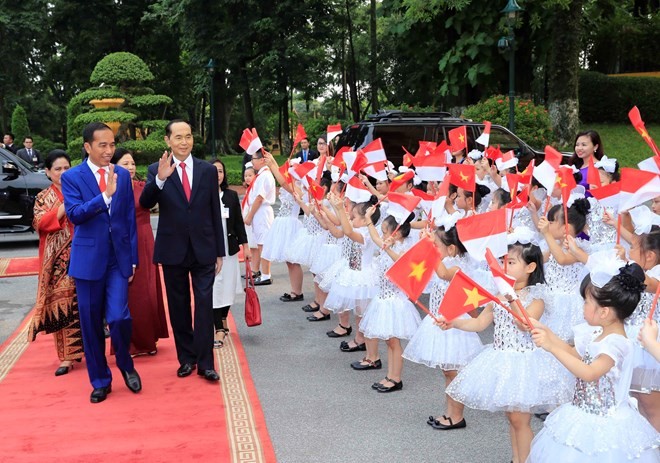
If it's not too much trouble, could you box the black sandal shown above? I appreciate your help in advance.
[280,292,304,302]
[372,377,391,390]
[350,358,382,370]
[326,324,352,338]
[339,340,366,352]
[431,416,466,430]
[427,414,448,426]
[301,301,320,312]
[377,379,403,393]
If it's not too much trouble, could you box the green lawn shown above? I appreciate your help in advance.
[576,123,660,168]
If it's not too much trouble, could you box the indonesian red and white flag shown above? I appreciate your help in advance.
[361,138,387,165]
[618,168,660,213]
[433,140,452,159]
[411,188,435,215]
[456,208,508,261]
[590,181,621,210]
[345,176,372,203]
[327,124,342,142]
[485,248,517,298]
[495,150,518,171]
[387,192,421,224]
[239,128,263,155]
[414,152,447,181]
[363,161,388,181]
[475,121,491,147]
[431,177,451,225]
[533,146,563,191]
[448,126,468,152]
[629,106,660,158]
[638,155,660,175]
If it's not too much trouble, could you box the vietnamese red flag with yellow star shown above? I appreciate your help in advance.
[386,237,442,301]
[448,126,468,152]
[402,146,414,167]
[293,124,307,148]
[448,163,476,192]
[279,160,292,185]
[587,154,602,188]
[438,270,500,321]
[307,176,326,201]
[556,166,577,205]
[629,106,660,158]
[390,170,415,192]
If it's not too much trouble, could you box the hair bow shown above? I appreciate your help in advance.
[586,250,626,288]
[398,166,411,174]
[330,165,340,182]
[629,205,660,235]
[413,175,422,186]
[468,149,483,160]
[594,155,617,173]
[566,185,586,208]
[244,161,254,169]
[507,226,539,246]
[434,210,462,230]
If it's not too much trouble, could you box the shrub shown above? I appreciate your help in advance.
[10,105,30,144]
[119,139,168,165]
[31,135,65,155]
[90,52,154,87]
[462,95,554,150]
[579,71,660,123]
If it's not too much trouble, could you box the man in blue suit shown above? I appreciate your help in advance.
[61,122,141,403]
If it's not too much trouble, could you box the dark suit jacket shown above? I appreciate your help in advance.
[16,148,42,167]
[219,188,248,257]
[140,156,225,266]
[61,163,138,280]
[4,144,18,154]
[295,149,318,163]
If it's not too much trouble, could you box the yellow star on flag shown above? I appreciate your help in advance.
[641,129,650,140]
[459,133,465,143]
[555,174,566,188]
[408,260,427,282]
[463,287,488,309]
[459,172,469,183]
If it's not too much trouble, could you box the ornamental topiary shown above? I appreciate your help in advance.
[10,105,30,144]
[90,52,154,87]
[462,95,554,150]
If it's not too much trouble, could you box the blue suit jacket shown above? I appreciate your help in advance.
[61,163,138,281]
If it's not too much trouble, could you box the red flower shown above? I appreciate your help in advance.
[498,99,504,103]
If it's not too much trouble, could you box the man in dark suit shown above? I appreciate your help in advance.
[140,120,225,382]
[61,122,141,403]
[2,132,18,154]
[295,138,318,163]
[16,136,42,167]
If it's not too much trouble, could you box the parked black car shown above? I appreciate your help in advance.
[334,110,545,168]
[0,147,51,235]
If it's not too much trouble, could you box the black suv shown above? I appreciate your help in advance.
[0,147,51,236]
[334,110,544,168]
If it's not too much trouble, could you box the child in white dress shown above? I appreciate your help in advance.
[528,261,659,462]
[443,240,573,463]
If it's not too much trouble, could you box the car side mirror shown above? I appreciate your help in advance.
[2,161,19,176]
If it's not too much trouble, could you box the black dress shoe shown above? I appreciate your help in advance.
[253,276,272,286]
[243,271,261,280]
[307,312,330,322]
[280,292,304,302]
[431,417,466,430]
[301,302,320,312]
[372,377,391,390]
[350,358,382,370]
[427,415,448,426]
[177,363,196,377]
[197,369,220,382]
[340,341,366,352]
[55,363,74,376]
[121,369,142,393]
[327,324,352,338]
[377,379,403,393]
[90,385,112,403]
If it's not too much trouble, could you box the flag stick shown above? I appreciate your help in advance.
[543,196,551,216]
[563,200,570,238]
[616,214,622,245]
[649,283,660,321]
[414,299,440,324]
[514,299,534,329]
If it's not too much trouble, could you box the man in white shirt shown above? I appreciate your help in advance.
[244,151,275,285]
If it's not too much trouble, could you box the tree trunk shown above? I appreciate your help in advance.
[239,62,255,128]
[369,0,379,114]
[345,0,360,122]
[340,35,348,120]
[214,69,236,155]
[547,0,583,146]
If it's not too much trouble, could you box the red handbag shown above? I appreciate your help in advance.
[244,260,262,327]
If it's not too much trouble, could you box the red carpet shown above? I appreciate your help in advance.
[0,312,276,462]
[0,256,40,278]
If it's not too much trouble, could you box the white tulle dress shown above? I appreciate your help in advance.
[359,238,421,340]
[542,238,590,342]
[324,227,378,315]
[403,254,484,370]
[285,211,324,267]
[625,266,660,393]
[528,324,660,463]
[446,285,574,413]
[261,189,301,263]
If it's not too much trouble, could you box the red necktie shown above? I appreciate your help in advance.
[180,162,191,201]
[98,168,106,193]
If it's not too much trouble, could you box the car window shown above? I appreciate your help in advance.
[0,148,37,172]
[373,125,428,161]
[487,127,523,153]
[336,125,369,152]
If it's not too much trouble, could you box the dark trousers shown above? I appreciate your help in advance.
[162,243,215,371]
[75,251,133,389]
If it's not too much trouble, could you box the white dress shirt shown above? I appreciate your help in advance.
[156,153,193,191]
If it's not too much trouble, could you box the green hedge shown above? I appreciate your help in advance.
[579,71,660,123]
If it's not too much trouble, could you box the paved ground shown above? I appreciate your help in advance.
[0,218,544,463]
